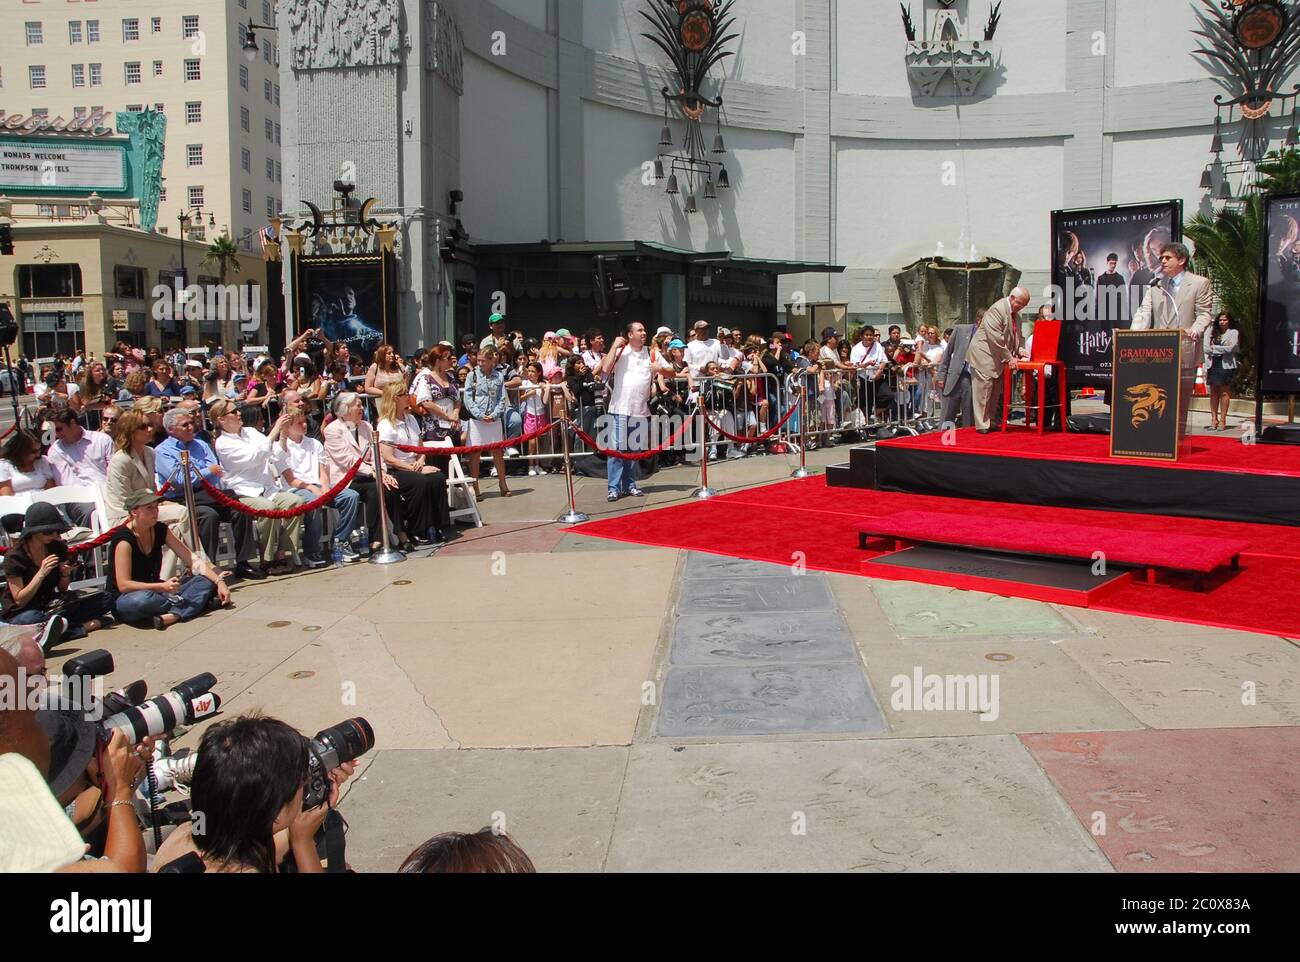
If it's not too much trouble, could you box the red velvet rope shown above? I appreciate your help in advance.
[700,400,800,444]
[392,420,558,456]
[197,455,365,519]
[0,421,16,442]
[0,481,172,555]
[570,415,696,461]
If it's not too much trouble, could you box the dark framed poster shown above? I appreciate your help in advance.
[1110,330,1183,461]
[1258,193,1300,396]
[1051,201,1182,387]
[294,253,394,363]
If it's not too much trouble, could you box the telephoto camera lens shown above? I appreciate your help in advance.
[302,717,374,809]
[100,673,220,743]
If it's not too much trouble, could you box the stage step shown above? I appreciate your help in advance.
[861,545,1134,606]
[826,445,877,489]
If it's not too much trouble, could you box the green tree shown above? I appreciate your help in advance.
[200,231,241,286]
[1184,148,1300,394]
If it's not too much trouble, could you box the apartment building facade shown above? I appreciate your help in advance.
[3,0,283,254]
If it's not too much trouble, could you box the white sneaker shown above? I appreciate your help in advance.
[489,467,498,477]
[528,467,539,476]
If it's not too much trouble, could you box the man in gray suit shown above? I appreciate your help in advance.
[967,287,1030,432]
[1130,242,1214,437]
[935,315,980,427]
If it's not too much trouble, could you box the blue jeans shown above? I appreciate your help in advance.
[290,486,360,559]
[8,592,112,637]
[607,414,645,494]
[113,576,216,625]
[504,405,524,440]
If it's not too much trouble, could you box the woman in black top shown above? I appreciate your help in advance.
[1,502,110,637]
[109,490,230,630]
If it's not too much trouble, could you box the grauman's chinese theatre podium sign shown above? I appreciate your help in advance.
[1110,330,1184,461]
[0,109,166,232]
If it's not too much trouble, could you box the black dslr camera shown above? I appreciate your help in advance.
[302,717,374,809]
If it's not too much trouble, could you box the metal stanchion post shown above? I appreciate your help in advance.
[791,375,811,478]
[694,391,717,500]
[178,452,205,559]
[368,434,406,565]
[556,418,589,524]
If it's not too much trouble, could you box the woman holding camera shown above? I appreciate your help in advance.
[1,502,111,636]
[155,714,356,873]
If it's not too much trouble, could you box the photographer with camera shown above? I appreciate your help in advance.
[1,503,112,638]
[154,713,365,873]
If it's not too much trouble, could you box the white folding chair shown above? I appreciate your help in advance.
[31,484,109,586]
[0,493,34,550]
[430,439,482,527]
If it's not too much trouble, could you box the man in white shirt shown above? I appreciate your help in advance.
[598,321,675,502]
[849,326,893,419]
[43,408,113,528]
[683,320,737,376]
[274,408,362,566]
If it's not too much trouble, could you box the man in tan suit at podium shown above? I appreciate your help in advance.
[1130,242,1214,435]
[967,287,1030,433]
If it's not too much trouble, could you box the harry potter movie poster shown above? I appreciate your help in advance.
[1050,201,1182,388]
[295,254,393,363]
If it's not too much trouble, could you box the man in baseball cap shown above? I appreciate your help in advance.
[480,313,508,351]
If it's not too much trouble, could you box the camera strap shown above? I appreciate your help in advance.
[322,808,348,873]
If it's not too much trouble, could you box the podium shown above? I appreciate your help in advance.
[1110,330,1186,461]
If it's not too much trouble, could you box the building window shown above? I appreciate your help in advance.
[263,1,272,25]
[240,106,249,131]
[159,186,167,201]
[69,21,82,44]
[274,123,281,144]
[188,186,204,208]
[153,60,163,77]
[275,161,281,183]
[184,59,200,81]
[124,62,141,85]
[114,266,147,300]
[240,0,247,9]
[182,16,199,40]
[72,107,86,119]
[266,195,276,218]
[126,105,143,113]
[274,84,280,107]
[154,103,165,113]
[122,19,139,42]
[37,204,55,217]
[239,64,248,90]
[89,63,102,86]
[185,101,201,124]
[152,17,162,34]
[264,78,272,103]
[262,38,272,63]
[266,157,274,180]
[18,264,83,299]
[264,118,273,141]
[242,189,252,213]
[86,20,99,43]
[186,144,203,167]
[241,148,250,172]
[71,64,85,88]
[26,22,42,46]
[31,109,48,119]
[29,66,46,90]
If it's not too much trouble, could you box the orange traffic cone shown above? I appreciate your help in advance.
[1194,365,1209,397]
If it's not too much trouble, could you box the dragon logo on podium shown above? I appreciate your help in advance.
[1125,384,1169,428]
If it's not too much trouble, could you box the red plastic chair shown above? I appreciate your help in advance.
[1002,319,1067,433]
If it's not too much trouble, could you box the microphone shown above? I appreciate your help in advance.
[1148,270,1165,288]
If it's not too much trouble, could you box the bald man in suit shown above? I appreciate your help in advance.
[1130,242,1214,436]
[967,287,1030,432]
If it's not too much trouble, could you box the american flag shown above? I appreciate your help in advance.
[257,222,279,258]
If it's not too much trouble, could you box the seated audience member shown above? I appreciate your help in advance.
[1,503,110,637]
[399,827,536,873]
[155,713,356,874]
[0,429,57,498]
[376,380,449,548]
[323,392,400,555]
[208,400,303,576]
[108,491,229,629]
[43,407,114,528]
[274,407,362,565]
[147,361,183,399]
[99,403,123,439]
[69,361,114,430]
[154,407,265,580]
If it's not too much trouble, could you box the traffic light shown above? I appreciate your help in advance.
[57,310,67,330]
[0,224,13,256]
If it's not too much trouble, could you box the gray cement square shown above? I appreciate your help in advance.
[656,663,886,737]
[671,611,859,667]
[604,738,1111,872]
[683,552,793,579]
[676,574,836,614]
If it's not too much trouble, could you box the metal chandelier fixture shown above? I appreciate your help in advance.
[1194,0,1300,203]
[641,0,738,212]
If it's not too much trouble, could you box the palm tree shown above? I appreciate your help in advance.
[200,231,241,286]
[1184,148,1300,394]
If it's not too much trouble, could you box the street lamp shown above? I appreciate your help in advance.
[175,206,215,333]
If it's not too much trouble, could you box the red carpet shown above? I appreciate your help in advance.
[569,478,1300,638]
[880,428,1300,477]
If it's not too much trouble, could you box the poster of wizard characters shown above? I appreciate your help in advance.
[1261,194,1300,394]
[295,254,392,363]
[1050,201,1183,387]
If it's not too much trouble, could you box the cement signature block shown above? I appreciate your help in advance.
[657,663,886,737]
[684,553,792,579]
[671,612,858,667]
[677,575,836,614]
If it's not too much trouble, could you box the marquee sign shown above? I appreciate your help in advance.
[0,109,115,138]
[0,139,127,192]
